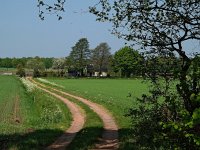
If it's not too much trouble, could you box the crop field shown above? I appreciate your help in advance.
[0,76,71,149]
[40,78,149,149]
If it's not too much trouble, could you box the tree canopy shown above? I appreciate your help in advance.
[69,38,91,76]
[91,42,111,75]
[113,46,143,77]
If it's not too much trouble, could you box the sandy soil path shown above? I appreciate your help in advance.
[30,78,119,150]
[28,78,85,150]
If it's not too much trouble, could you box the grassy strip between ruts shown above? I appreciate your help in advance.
[0,76,72,150]
[33,80,104,150]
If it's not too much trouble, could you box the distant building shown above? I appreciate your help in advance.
[93,72,107,77]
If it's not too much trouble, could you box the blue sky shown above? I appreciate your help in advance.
[0,1,199,58]
[0,0,126,58]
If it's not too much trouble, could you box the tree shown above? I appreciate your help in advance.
[42,57,53,69]
[1,57,13,69]
[16,64,25,77]
[90,0,200,148]
[12,58,19,68]
[144,50,180,80]
[113,46,143,77]
[91,42,111,76]
[69,38,91,77]
[26,57,45,77]
[52,58,66,76]
[52,58,65,70]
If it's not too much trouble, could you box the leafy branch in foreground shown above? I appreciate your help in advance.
[90,0,200,148]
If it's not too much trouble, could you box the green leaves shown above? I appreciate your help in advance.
[69,38,90,76]
[113,46,143,77]
[192,108,200,124]
[91,42,111,75]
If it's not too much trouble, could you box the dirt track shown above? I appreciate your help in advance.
[29,78,119,150]
[29,78,85,150]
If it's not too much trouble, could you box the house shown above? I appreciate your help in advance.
[94,71,107,77]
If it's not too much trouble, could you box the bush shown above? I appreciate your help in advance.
[33,69,40,78]
[127,55,200,149]
[16,64,26,77]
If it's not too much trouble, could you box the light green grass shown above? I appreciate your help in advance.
[0,75,72,149]
[41,78,149,149]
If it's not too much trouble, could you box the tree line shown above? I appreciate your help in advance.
[1,37,186,78]
[0,57,53,69]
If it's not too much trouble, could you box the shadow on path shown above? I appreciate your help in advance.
[0,127,123,150]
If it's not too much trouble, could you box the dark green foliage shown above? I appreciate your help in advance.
[16,64,26,77]
[143,50,180,81]
[0,57,54,70]
[42,57,53,69]
[91,42,111,75]
[33,68,40,78]
[112,46,143,77]
[0,57,13,68]
[69,38,91,77]
[26,57,45,77]
[90,0,200,148]
[126,54,200,149]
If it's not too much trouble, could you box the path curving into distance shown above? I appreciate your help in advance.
[30,78,119,150]
[28,77,85,150]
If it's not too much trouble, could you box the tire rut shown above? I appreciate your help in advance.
[28,78,85,150]
[31,78,119,150]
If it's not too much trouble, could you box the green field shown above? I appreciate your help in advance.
[42,78,149,149]
[0,76,149,149]
[45,78,148,126]
[0,76,71,149]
